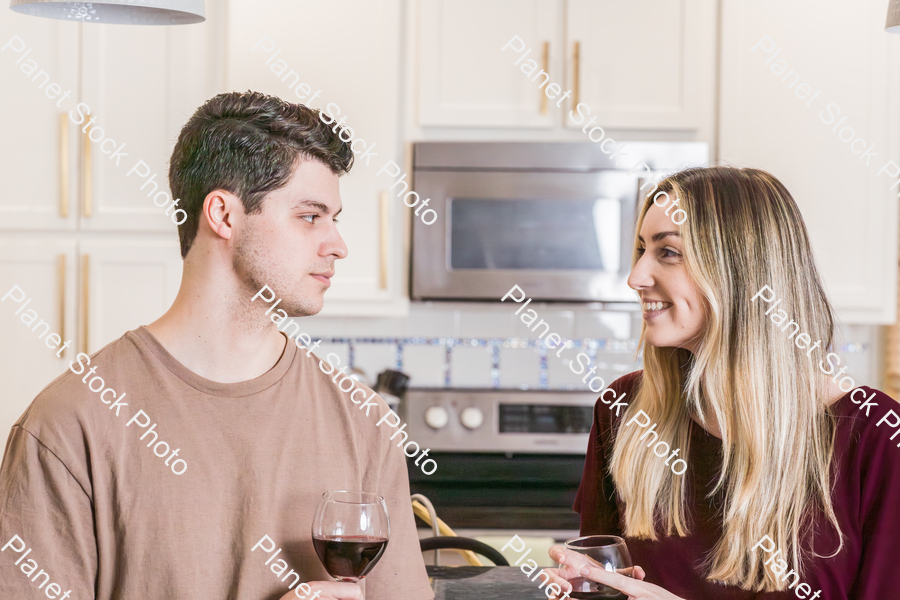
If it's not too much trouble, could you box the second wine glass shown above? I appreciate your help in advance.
[563,535,633,600]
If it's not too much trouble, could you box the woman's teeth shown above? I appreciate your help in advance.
[643,302,668,312]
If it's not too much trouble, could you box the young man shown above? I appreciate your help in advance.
[0,92,433,600]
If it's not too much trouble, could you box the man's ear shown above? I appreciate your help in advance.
[203,190,242,242]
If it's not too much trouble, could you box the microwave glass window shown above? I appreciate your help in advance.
[499,404,594,434]
[449,198,621,270]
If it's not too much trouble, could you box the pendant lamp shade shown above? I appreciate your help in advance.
[888,0,900,33]
[9,0,205,25]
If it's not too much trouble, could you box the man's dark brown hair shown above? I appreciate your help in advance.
[168,90,354,258]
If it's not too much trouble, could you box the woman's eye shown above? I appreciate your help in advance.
[301,215,318,224]
[636,246,646,255]
[661,248,681,258]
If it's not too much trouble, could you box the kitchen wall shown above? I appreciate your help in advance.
[0,0,892,436]
[289,304,882,392]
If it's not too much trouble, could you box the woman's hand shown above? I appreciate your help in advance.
[546,545,687,600]
[278,580,362,600]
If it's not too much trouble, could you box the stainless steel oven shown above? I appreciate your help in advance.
[411,141,708,302]
[404,388,598,533]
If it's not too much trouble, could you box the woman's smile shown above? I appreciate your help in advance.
[641,300,673,317]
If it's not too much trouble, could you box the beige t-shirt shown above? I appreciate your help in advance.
[0,326,433,600]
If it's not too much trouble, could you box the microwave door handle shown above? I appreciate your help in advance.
[476,218,498,269]
[483,233,497,269]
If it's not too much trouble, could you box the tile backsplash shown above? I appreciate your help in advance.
[283,302,883,392]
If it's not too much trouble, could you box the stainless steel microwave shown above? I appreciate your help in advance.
[410,141,708,302]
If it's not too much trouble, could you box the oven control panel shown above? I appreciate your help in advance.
[404,388,598,454]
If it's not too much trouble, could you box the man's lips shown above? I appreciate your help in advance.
[312,272,334,286]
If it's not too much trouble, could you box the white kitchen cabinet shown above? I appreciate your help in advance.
[418,0,563,127]
[77,25,175,232]
[0,11,222,234]
[0,14,79,230]
[565,0,717,130]
[79,15,224,232]
[417,0,716,132]
[719,0,900,323]
[227,0,410,316]
[0,235,181,450]
[0,236,78,445]
[79,238,183,353]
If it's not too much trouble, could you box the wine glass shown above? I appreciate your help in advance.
[312,490,390,583]
[563,535,633,600]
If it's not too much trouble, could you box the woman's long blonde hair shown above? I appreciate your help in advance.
[609,167,842,591]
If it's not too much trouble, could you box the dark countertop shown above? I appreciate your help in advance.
[427,566,550,600]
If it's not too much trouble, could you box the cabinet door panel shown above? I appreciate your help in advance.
[79,238,182,353]
[227,0,409,316]
[419,0,562,127]
[79,11,223,232]
[79,25,173,232]
[0,15,79,230]
[0,237,78,450]
[566,0,716,130]
[719,0,899,323]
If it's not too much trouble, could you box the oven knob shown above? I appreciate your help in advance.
[460,407,484,430]
[424,406,450,429]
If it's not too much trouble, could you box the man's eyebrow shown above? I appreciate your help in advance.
[292,199,331,214]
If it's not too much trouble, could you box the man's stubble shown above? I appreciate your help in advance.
[232,217,324,319]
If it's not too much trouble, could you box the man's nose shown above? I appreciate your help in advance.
[323,224,348,259]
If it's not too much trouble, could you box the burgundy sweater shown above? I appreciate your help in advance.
[574,371,900,600]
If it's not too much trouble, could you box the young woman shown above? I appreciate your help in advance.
[544,167,900,599]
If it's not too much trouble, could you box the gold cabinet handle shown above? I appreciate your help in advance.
[379,191,389,290]
[82,119,92,218]
[540,41,550,114]
[81,254,89,355]
[59,113,69,218]
[573,41,581,108]
[57,254,66,357]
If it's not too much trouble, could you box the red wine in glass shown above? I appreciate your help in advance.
[563,535,632,600]
[567,577,628,600]
[312,535,389,580]
[311,491,391,583]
